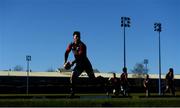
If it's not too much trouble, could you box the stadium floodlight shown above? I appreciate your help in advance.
[154,23,162,32]
[26,55,31,95]
[26,55,31,61]
[154,22,162,95]
[121,17,131,68]
[144,59,148,74]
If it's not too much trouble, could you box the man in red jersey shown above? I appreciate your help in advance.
[120,67,129,96]
[64,31,95,96]
[143,74,150,97]
[108,73,120,96]
[164,68,175,96]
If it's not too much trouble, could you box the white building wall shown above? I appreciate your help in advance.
[1,71,180,79]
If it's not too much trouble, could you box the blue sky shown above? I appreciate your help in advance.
[0,0,179,74]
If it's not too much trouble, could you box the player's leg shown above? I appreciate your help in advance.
[106,80,111,96]
[170,84,175,96]
[148,87,150,96]
[164,84,169,94]
[83,61,98,93]
[70,65,83,96]
[84,61,95,79]
[146,88,149,97]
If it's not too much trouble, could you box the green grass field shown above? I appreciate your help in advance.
[0,93,180,107]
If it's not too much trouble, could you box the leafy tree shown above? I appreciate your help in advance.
[13,65,24,71]
[132,63,146,74]
[131,62,149,86]
[131,62,148,78]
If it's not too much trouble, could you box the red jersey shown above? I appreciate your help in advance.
[65,41,89,64]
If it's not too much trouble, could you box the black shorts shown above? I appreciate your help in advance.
[72,59,95,78]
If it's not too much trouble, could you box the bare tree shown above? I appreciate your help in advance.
[93,68,100,73]
[46,67,56,72]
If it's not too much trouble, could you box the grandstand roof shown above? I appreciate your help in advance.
[1,70,180,79]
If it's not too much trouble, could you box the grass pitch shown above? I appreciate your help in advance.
[0,93,180,107]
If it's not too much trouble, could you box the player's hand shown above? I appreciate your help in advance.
[63,62,67,68]
[63,61,71,70]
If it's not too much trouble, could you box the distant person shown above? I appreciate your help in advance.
[64,31,95,97]
[108,73,120,96]
[143,74,150,97]
[164,68,175,96]
[120,67,129,96]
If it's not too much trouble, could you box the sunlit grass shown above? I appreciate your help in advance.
[0,93,180,107]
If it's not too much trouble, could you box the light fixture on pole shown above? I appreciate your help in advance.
[144,59,148,74]
[121,17,131,68]
[154,22,162,95]
[26,55,31,95]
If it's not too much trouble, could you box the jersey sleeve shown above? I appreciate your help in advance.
[64,43,72,63]
[66,43,72,53]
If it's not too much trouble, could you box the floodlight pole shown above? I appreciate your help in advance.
[154,23,162,95]
[121,17,130,68]
[123,25,126,68]
[26,55,31,95]
[158,31,162,95]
